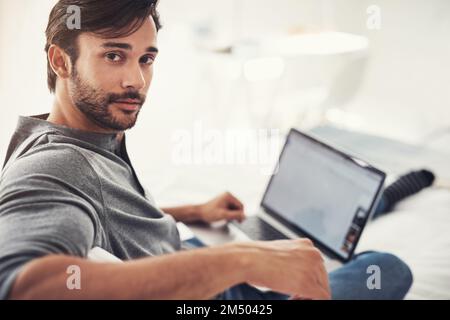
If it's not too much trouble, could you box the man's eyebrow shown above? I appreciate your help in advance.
[101,42,132,50]
[145,46,159,53]
[101,42,158,53]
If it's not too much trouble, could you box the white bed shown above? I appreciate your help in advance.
[357,187,450,299]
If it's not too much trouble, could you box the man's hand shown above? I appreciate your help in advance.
[161,192,245,224]
[236,238,331,300]
[197,192,245,223]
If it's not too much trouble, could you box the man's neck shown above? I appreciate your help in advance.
[47,95,124,143]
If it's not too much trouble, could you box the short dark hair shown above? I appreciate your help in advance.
[45,0,161,93]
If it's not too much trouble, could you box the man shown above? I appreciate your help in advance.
[0,0,412,300]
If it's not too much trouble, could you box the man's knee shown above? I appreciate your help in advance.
[359,251,413,299]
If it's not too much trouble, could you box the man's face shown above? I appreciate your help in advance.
[68,17,158,131]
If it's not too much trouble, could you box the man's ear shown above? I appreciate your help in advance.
[48,44,72,80]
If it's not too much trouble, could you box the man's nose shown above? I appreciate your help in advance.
[121,64,146,91]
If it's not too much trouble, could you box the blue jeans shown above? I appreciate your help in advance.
[372,196,388,219]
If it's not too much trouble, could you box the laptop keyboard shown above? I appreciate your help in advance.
[233,215,289,241]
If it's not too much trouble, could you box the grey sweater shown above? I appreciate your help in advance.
[0,114,181,299]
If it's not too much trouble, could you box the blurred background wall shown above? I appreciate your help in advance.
[0,0,449,202]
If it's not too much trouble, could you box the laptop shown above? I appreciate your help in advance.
[229,128,386,269]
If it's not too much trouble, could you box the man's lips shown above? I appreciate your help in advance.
[115,98,142,104]
[112,99,142,111]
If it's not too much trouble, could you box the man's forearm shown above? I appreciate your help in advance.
[162,205,201,223]
[9,244,248,299]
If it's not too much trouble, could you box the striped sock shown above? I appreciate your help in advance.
[383,169,435,211]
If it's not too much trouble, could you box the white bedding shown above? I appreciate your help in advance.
[357,188,450,299]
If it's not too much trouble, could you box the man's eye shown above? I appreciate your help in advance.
[105,53,122,62]
[140,55,154,65]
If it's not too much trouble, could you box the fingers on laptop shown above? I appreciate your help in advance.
[223,208,245,222]
[296,238,331,300]
[224,191,244,210]
[224,192,246,222]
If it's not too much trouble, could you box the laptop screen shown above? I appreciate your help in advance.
[261,129,385,260]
